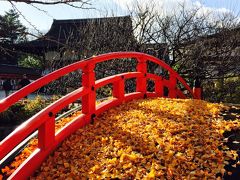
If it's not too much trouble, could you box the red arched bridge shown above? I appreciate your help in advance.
[0,52,201,179]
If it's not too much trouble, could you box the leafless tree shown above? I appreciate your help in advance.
[38,16,137,95]
[129,2,240,102]
[34,1,240,101]
[45,16,135,68]
[129,2,157,51]
[2,0,239,102]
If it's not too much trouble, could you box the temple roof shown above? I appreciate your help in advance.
[16,16,134,54]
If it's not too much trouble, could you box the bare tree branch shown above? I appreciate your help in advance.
[8,0,90,5]
[7,0,92,9]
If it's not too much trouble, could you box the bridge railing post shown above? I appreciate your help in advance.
[136,57,147,96]
[155,77,163,97]
[168,73,177,98]
[82,63,96,116]
[38,115,55,150]
[193,78,202,99]
[113,76,125,102]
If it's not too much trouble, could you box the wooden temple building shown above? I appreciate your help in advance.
[0,16,136,90]
[15,16,136,68]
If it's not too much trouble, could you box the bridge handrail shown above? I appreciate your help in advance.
[0,52,196,112]
[0,52,200,179]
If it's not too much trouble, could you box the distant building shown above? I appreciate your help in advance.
[0,16,136,90]
[0,46,41,90]
[181,27,240,79]
[0,64,42,91]
[0,15,174,91]
[16,16,136,69]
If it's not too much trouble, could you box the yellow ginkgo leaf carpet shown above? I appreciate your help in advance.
[1,98,240,179]
[29,98,240,179]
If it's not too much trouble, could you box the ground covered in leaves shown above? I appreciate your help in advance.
[1,98,240,179]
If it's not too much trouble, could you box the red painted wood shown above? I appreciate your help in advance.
[136,57,147,94]
[0,52,200,179]
[168,73,177,98]
[113,79,124,102]
[176,89,187,99]
[82,63,96,116]
[38,116,55,150]
[96,98,121,116]
[193,87,202,99]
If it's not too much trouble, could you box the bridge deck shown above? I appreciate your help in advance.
[2,98,239,179]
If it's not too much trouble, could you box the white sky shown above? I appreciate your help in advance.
[0,0,239,35]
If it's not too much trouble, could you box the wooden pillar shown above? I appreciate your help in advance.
[155,77,164,97]
[168,73,177,98]
[38,114,55,150]
[113,76,125,102]
[82,63,96,115]
[136,57,147,96]
[193,77,202,99]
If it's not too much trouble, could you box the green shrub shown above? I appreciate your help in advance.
[0,95,61,125]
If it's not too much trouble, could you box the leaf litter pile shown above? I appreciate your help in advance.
[1,98,240,179]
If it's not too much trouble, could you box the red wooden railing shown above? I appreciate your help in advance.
[0,52,201,179]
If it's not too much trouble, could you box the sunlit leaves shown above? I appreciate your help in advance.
[1,98,240,179]
[32,98,239,179]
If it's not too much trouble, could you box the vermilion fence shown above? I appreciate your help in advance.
[0,52,201,179]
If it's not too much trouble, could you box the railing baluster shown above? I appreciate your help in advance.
[0,52,199,179]
[168,73,177,98]
[193,78,201,99]
[155,77,164,97]
[113,77,125,101]
[82,63,96,116]
[38,115,55,150]
[136,57,147,95]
